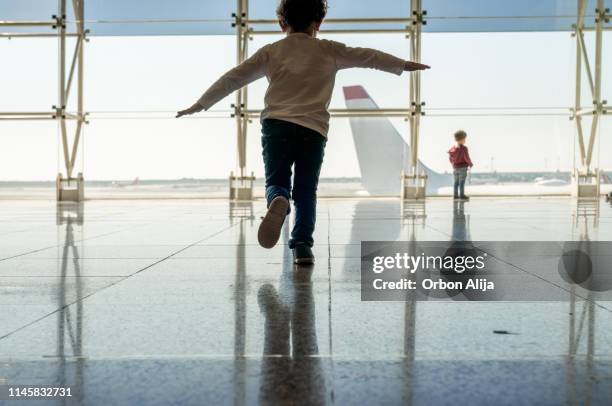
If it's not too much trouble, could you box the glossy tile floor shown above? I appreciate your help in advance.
[1,198,611,405]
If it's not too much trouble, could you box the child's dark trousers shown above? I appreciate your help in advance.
[453,167,468,198]
[261,119,326,248]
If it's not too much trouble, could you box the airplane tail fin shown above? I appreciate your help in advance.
[342,85,450,195]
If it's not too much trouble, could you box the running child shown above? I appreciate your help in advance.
[177,0,430,264]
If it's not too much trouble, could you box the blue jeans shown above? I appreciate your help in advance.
[261,119,326,248]
[453,167,468,198]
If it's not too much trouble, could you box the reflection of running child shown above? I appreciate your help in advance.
[177,0,430,264]
[448,130,473,201]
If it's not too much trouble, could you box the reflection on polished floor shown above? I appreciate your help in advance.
[1,198,611,405]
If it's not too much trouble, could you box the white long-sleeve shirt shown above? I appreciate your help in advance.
[197,32,406,137]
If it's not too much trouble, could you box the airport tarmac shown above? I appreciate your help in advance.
[1,197,611,405]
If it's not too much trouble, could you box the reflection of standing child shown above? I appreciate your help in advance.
[448,130,473,201]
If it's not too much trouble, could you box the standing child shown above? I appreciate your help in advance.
[177,0,430,264]
[448,130,473,201]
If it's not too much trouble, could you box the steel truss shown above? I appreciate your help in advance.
[402,0,427,199]
[3,0,421,201]
[0,0,87,201]
[232,1,425,200]
[570,0,610,198]
[229,0,253,200]
[3,1,606,200]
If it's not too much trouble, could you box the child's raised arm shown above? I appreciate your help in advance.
[331,42,429,75]
[177,47,268,118]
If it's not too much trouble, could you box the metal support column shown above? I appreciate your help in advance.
[570,0,609,198]
[0,0,88,201]
[57,0,87,201]
[229,0,255,201]
[402,0,427,199]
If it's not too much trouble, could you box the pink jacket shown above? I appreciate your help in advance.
[448,145,473,169]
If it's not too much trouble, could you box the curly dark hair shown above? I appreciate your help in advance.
[276,0,328,32]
